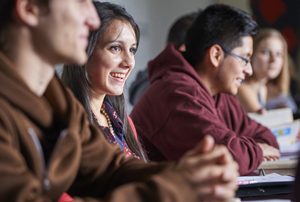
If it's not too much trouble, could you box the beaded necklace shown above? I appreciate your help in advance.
[99,107,116,137]
[92,102,139,159]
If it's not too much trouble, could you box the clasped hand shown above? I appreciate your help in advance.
[178,135,239,202]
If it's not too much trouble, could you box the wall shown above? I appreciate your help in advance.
[56,1,250,110]
[102,0,250,110]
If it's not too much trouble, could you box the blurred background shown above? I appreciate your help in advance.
[65,0,300,111]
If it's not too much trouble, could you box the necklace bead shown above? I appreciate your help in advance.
[100,107,116,137]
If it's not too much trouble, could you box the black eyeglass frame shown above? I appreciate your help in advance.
[221,47,251,66]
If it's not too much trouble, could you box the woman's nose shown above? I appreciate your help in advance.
[122,52,135,68]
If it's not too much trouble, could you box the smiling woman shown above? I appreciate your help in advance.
[86,19,136,97]
[62,1,147,161]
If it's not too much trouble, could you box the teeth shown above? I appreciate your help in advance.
[110,72,126,79]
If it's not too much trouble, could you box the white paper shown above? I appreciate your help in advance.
[238,173,294,185]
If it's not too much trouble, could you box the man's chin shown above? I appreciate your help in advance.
[66,54,87,65]
[74,54,88,65]
[226,88,238,95]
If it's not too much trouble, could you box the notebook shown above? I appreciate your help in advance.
[236,173,294,198]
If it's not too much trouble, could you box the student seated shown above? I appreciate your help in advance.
[0,0,238,201]
[62,2,147,161]
[131,4,280,175]
[237,28,297,114]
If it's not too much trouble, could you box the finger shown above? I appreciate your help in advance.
[196,183,237,201]
[196,145,233,166]
[189,135,215,155]
[214,146,235,165]
[214,184,237,199]
[180,137,226,167]
[200,135,215,153]
[269,155,279,161]
[221,162,239,182]
[180,135,215,162]
[191,163,238,186]
[264,155,279,161]
[270,148,280,156]
[264,156,273,161]
[266,150,280,159]
[197,146,234,168]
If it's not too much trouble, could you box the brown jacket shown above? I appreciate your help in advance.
[0,53,198,202]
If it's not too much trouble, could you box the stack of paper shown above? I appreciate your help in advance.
[238,173,294,185]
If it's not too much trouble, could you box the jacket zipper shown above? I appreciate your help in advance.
[27,128,68,193]
[27,128,50,192]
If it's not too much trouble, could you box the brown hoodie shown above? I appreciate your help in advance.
[0,53,198,202]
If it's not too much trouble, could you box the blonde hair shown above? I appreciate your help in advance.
[252,28,290,94]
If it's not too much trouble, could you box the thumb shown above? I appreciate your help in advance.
[191,135,215,154]
[200,135,215,153]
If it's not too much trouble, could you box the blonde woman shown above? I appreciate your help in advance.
[238,28,297,113]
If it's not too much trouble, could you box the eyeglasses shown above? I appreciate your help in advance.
[222,48,251,67]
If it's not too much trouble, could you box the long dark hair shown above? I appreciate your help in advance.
[61,2,147,161]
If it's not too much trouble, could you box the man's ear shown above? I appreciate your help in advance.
[208,44,224,68]
[15,0,40,26]
[178,44,186,52]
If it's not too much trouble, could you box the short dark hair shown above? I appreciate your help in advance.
[184,4,257,67]
[0,1,18,52]
[166,12,197,50]
[0,1,14,28]
[0,0,50,52]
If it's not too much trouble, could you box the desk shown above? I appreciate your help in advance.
[238,159,297,201]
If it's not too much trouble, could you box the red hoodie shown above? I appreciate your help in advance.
[131,44,279,175]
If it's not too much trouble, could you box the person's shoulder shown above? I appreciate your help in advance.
[0,97,16,114]
[131,69,149,86]
[0,98,18,131]
[129,69,150,105]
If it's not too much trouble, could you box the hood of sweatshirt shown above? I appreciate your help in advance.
[148,44,202,86]
[0,52,68,129]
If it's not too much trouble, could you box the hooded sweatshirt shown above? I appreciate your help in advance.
[131,44,279,175]
[0,52,202,202]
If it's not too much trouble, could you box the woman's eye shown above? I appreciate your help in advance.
[275,52,283,58]
[130,47,137,55]
[260,49,269,55]
[110,46,121,52]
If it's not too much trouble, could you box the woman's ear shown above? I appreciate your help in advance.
[208,44,224,68]
[15,0,40,26]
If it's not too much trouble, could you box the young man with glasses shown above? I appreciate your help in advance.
[131,4,280,175]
